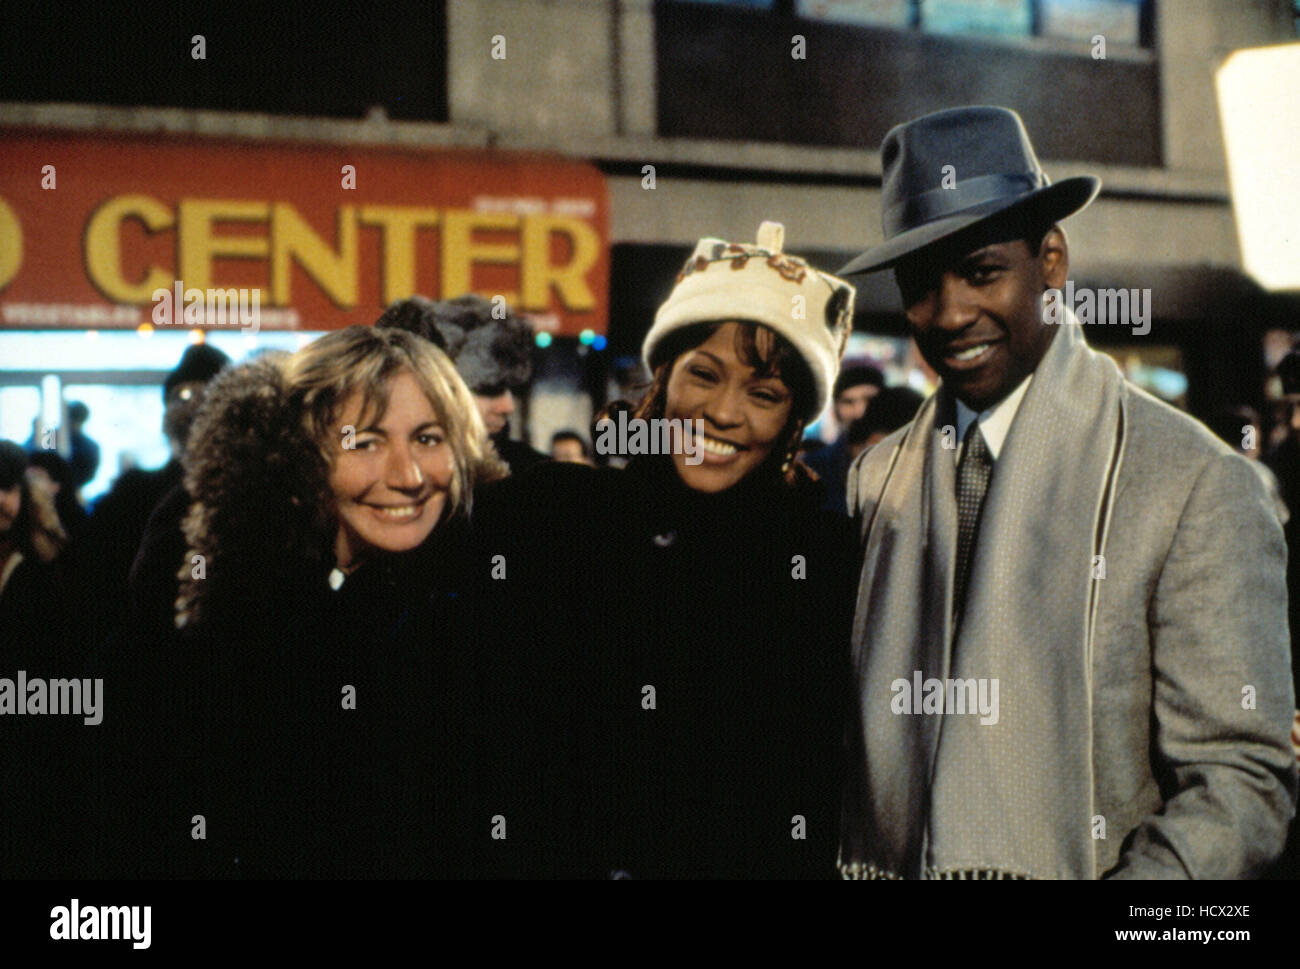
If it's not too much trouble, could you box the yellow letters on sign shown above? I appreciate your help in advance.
[79,195,600,313]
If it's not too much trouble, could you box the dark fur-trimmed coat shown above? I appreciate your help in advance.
[175,355,335,637]
[115,356,483,879]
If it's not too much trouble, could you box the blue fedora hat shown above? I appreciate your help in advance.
[839,106,1100,275]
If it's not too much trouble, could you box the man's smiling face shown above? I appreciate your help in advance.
[894,224,1068,411]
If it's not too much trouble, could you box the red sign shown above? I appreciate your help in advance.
[0,130,610,336]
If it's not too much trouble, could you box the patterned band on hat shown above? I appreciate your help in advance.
[884,172,1047,237]
[675,242,813,287]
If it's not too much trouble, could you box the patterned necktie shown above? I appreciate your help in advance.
[953,420,993,633]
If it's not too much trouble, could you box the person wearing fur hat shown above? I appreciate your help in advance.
[117,326,505,878]
[376,293,547,473]
[475,222,858,878]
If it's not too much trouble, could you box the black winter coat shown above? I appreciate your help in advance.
[107,359,485,879]
[156,526,482,880]
[474,454,857,879]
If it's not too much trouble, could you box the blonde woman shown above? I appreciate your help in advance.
[124,326,503,879]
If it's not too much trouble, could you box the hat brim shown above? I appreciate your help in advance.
[838,175,1100,276]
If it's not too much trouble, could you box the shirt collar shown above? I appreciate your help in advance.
[953,374,1033,462]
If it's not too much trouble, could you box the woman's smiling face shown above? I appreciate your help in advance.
[663,322,795,493]
[328,369,455,569]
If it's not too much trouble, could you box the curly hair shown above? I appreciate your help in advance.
[176,354,332,632]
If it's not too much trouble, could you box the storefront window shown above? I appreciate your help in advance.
[0,386,40,445]
[58,384,168,501]
[677,0,1148,46]
[920,0,1033,39]
[0,330,316,502]
[1040,0,1142,44]
[795,0,911,28]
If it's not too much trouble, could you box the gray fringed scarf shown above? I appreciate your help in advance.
[840,317,1127,879]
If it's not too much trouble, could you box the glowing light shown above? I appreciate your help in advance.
[1216,44,1300,291]
[535,331,553,348]
[137,323,154,338]
[591,335,607,351]
[578,329,595,346]
[41,375,61,431]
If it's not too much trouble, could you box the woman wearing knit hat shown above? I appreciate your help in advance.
[117,326,505,878]
[476,222,858,879]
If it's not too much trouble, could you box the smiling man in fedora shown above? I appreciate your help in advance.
[837,106,1295,879]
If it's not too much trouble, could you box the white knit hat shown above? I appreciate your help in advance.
[643,222,855,420]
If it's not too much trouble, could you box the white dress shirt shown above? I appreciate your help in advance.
[953,375,1033,464]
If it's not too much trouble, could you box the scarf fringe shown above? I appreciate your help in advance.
[839,862,1032,880]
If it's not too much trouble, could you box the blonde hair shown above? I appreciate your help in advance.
[284,326,506,520]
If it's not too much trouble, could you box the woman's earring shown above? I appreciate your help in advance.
[781,424,804,475]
